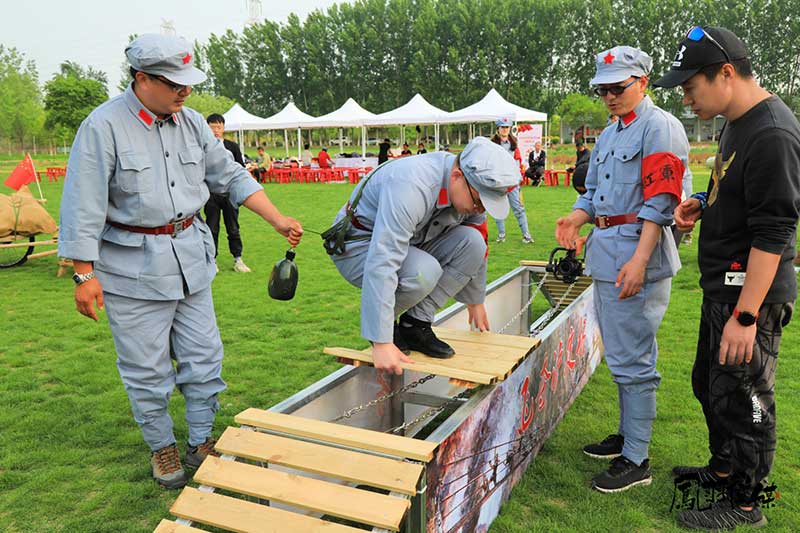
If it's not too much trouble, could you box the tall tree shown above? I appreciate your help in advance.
[0,45,44,146]
[44,67,108,138]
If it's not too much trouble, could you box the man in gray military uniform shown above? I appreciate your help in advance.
[555,46,689,492]
[58,34,303,489]
[327,137,520,375]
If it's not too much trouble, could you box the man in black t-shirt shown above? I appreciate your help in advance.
[655,26,800,530]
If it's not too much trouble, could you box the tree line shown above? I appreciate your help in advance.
[1,0,798,154]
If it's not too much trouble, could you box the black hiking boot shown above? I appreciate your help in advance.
[583,433,624,459]
[591,456,652,493]
[396,313,455,358]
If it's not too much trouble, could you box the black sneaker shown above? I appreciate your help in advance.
[583,434,624,459]
[591,456,652,493]
[396,313,455,359]
[677,500,767,530]
[672,465,730,489]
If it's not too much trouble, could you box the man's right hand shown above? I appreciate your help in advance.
[674,198,702,232]
[75,277,104,321]
[372,342,415,376]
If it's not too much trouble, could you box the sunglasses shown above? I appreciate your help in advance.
[593,79,637,97]
[686,26,731,63]
[150,75,190,94]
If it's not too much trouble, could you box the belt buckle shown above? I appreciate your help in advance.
[171,218,188,238]
[597,215,608,229]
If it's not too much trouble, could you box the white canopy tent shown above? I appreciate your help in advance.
[444,88,549,144]
[365,93,448,150]
[222,103,270,148]
[260,101,318,159]
[311,98,377,156]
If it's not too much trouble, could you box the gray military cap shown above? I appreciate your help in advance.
[125,34,207,86]
[459,136,521,219]
[589,46,652,86]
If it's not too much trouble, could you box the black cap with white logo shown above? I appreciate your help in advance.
[653,26,748,88]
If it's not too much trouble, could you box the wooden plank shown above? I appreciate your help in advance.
[153,520,208,533]
[441,339,531,361]
[432,327,539,351]
[519,260,549,267]
[324,347,496,385]
[194,456,409,531]
[235,408,438,462]
[171,487,363,533]
[216,427,422,496]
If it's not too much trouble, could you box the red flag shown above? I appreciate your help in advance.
[4,154,38,191]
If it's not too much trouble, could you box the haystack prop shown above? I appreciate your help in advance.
[156,261,603,533]
[0,185,62,269]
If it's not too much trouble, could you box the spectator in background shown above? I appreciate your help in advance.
[417,142,428,154]
[491,118,533,244]
[378,138,394,164]
[568,140,592,194]
[301,143,313,166]
[249,146,272,182]
[317,147,333,168]
[526,141,547,186]
[400,143,413,156]
[205,113,252,273]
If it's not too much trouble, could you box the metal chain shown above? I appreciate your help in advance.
[496,273,549,334]
[530,280,578,337]
[386,389,472,434]
[328,373,436,422]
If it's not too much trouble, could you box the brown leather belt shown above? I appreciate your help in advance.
[107,215,195,237]
[594,213,639,229]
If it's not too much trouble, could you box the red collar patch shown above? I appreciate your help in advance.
[507,185,516,192]
[437,187,449,207]
[603,52,615,64]
[138,108,154,126]
[170,114,179,124]
[622,110,637,125]
[182,53,192,65]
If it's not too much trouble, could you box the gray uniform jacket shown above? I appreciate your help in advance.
[332,153,488,342]
[58,84,262,300]
[574,96,689,282]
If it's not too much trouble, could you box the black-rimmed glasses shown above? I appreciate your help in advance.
[593,79,637,97]
[686,26,731,63]
[150,75,190,94]
[465,180,483,211]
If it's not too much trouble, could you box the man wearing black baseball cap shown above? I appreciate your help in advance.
[655,26,800,530]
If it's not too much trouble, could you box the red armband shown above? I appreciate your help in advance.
[641,152,684,203]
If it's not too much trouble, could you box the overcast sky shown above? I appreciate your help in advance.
[1,0,344,93]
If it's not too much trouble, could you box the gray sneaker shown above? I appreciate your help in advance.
[233,258,252,273]
[496,234,506,243]
[151,444,188,489]
[522,235,534,244]
[185,437,219,469]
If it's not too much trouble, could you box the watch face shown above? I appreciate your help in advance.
[736,311,757,326]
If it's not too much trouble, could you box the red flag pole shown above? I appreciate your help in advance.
[27,154,45,201]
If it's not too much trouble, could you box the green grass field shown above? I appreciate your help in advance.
[0,159,797,532]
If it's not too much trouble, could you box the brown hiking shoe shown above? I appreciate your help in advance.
[151,444,188,489]
[185,437,219,468]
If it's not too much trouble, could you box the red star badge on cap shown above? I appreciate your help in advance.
[603,52,615,64]
[182,53,192,64]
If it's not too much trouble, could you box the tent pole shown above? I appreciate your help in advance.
[297,127,302,160]
[339,128,343,154]
[362,126,366,157]
[284,130,289,159]
[435,124,439,151]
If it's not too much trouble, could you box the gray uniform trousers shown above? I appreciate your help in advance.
[333,225,486,323]
[593,278,671,465]
[104,287,226,451]
[494,186,531,238]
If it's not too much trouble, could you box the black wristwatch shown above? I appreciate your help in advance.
[72,271,96,285]
[733,308,758,327]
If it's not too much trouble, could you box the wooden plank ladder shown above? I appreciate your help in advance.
[158,409,436,532]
